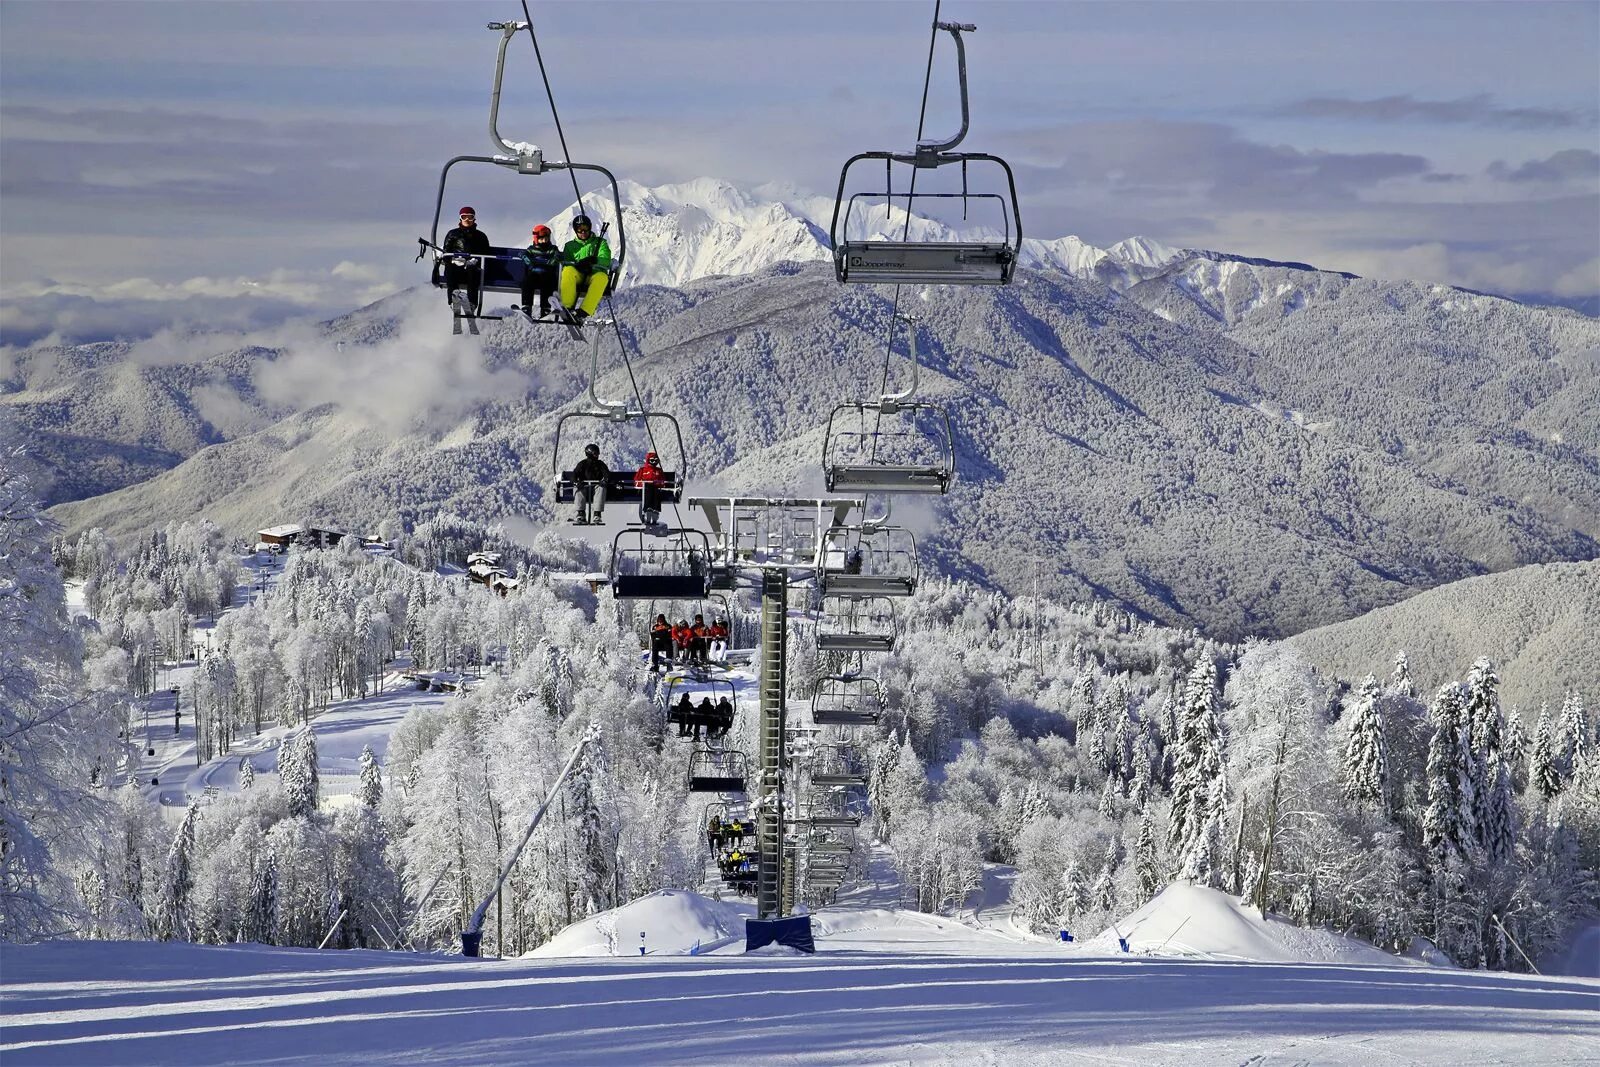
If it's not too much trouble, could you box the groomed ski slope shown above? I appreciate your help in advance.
[5,885,1597,1066]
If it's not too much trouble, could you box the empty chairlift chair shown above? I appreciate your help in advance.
[822,317,956,496]
[816,596,896,653]
[820,524,919,597]
[610,528,713,600]
[811,674,885,728]
[829,21,1021,286]
[806,788,863,830]
[810,742,868,789]
[687,747,748,793]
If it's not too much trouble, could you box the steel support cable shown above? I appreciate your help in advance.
[868,0,942,470]
[520,0,583,210]
[519,3,688,536]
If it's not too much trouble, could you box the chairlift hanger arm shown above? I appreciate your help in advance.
[917,20,978,158]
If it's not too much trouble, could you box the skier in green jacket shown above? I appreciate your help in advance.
[559,213,612,322]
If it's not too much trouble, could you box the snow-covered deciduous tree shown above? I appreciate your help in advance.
[0,453,122,941]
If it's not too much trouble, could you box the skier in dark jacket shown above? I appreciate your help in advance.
[571,443,609,525]
[519,224,561,318]
[442,206,492,311]
[649,614,672,672]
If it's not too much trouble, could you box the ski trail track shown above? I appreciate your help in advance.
[4,941,1596,1066]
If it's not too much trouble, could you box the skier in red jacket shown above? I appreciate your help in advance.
[634,452,666,527]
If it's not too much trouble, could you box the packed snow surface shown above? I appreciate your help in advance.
[6,886,1598,1066]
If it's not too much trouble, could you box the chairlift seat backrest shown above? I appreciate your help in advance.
[825,464,950,495]
[820,573,917,598]
[615,573,709,600]
[835,240,1014,286]
[811,708,881,727]
[815,631,895,653]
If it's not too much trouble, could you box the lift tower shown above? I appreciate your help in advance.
[691,497,858,932]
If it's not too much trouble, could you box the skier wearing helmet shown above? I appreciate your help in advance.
[519,223,561,318]
[442,206,491,312]
[633,451,666,527]
[571,443,610,525]
[559,213,612,323]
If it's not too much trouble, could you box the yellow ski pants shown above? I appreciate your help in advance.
[560,267,610,315]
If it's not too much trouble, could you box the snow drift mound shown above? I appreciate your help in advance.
[1084,882,1416,966]
[527,889,754,957]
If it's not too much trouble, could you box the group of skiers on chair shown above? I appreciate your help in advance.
[706,813,753,848]
[441,206,611,323]
[569,444,668,527]
[651,613,728,671]
[669,691,734,740]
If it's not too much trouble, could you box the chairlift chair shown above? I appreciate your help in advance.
[811,674,885,728]
[816,596,896,653]
[823,400,955,495]
[552,399,687,517]
[810,742,868,788]
[829,21,1021,286]
[687,746,748,793]
[664,675,738,741]
[418,22,627,320]
[610,528,713,600]
[820,524,920,597]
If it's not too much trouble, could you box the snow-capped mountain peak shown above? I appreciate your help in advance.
[543,176,1201,290]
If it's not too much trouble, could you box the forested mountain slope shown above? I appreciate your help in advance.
[1286,560,1600,710]
[47,263,1599,641]
[1,341,294,506]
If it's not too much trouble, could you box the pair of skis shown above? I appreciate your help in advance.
[451,291,585,341]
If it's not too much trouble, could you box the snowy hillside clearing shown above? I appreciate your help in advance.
[1078,881,1405,965]
[4,931,1596,1066]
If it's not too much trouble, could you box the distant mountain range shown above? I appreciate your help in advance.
[1287,561,1600,711]
[11,178,1599,642]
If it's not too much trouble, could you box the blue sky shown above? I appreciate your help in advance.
[2,0,1596,344]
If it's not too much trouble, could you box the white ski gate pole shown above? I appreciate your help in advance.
[464,721,601,954]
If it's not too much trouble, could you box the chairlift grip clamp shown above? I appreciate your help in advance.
[935,21,977,33]
[487,21,530,33]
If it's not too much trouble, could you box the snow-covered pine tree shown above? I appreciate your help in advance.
[240,759,255,790]
[280,728,320,818]
[1504,708,1526,787]
[1341,674,1387,809]
[1134,805,1161,899]
[358,744,382,809]
[1561,693,1589,780]
[156,802,200,941]
[1098,771,1119,816]
[1168,657,1225,860]
[1422,684,1475,863]
[1389,650,1416,699]
[1531,711,1563,800]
